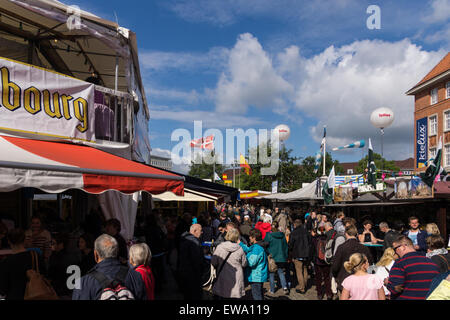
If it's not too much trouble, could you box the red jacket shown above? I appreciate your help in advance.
[135,265,155,300]
[255,222,272,240]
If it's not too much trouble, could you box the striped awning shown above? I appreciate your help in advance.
[0,135,184,195]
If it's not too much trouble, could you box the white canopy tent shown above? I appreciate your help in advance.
[259,179,324,201]
[151,188,218,202]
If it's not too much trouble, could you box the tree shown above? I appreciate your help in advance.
[355,152,400,175]
[299,152,344,183]
[238,144,302,193]
[188,151,224,182]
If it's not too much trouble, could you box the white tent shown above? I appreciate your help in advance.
[260,178,324,201]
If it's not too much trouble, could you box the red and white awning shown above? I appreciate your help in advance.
[0,135,184,195]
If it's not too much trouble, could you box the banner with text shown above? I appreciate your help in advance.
[0,57,95,142]
[416,117,428,169]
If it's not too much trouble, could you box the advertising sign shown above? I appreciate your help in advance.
[395,177,433,199]
[416,117,428,169]
[0,57,95,142]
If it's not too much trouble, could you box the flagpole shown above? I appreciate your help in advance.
[233,159,235,188]
[213,147,215,182]
[323,127,326,176]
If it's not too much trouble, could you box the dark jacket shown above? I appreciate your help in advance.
[402,229,428,254]
[72,258,146,300]
[383,229,400,251]
[288,225,310,259]
[264,232,288,263]
[48,249,80,296]
[177,232,206,287]
[0,250,46,300]
[331,238,373,291]
[430,253,450,273]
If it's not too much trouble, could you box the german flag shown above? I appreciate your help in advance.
[240,154,252,175]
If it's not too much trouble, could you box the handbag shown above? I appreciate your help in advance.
[267,254,278,273]
[24,250,59,300]
[203,251,232,292]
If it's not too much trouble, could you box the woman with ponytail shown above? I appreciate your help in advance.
[340,253,385,300]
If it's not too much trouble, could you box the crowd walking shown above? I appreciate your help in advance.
[0,203,449,301]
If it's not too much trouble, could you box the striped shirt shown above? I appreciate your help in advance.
[387,252,439,300]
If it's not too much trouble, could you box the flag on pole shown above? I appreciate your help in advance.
[190,135,214,150]
[367,138,377,188]
[332,140,365,151]
[320,126,326,152]
[239,154,252,175]
[322,165,335,204]
[420,136,447,187]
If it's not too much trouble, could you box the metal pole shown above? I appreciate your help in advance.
[323,135,326,176]
[381,128,384,170]
[280,142,283,193]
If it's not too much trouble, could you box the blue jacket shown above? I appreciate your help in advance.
[72,258,146,300]
[402,229,428,254]
[239,242,268,283]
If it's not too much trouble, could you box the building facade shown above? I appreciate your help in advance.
[150,154,173,171]
[407,52,450,171]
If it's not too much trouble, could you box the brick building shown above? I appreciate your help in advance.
[406,52,450,171]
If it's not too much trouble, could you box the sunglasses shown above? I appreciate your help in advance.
[393,244,404,252]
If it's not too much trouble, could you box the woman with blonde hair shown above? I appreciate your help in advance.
[340,253,385,300]
[425,223,440,236]
[374,248,398,299]
[129,243,155,300]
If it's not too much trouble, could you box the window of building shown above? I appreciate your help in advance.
[446,145,450,167]
[429,147,437,161]
[447,82,450,99]
[429,115,437,136]
[431,88,438,105]
[445,110,450,132]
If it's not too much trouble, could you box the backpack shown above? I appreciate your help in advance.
[202,251,232,292]
[90,266,135,300]
[324,232,343,264]
[317,238,327,262]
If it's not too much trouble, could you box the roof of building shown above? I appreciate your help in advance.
[339,158,414,173]
[416,52,450,87]
[407,52,450,94]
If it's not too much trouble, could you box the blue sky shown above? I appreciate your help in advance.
[64,0,449,173]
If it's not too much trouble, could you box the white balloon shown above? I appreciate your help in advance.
[274,124,291,141]
[370,108,394,129]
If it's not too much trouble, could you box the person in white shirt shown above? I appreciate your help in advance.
[374,247,398,299]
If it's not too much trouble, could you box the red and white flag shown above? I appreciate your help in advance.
[190,135,214,150]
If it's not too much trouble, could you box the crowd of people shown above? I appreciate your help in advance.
[0,204,449,300]
[176,204,450,301]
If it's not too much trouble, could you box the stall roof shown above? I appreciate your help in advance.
[0,134,184,195]
[151,188,218,202]
[0,0,149,117]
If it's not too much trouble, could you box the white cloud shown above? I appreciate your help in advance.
[139,47,229,73]
[422,0,450,23]
[288,39,446,159]
[150,105,268,128]
[215,33,293,113]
